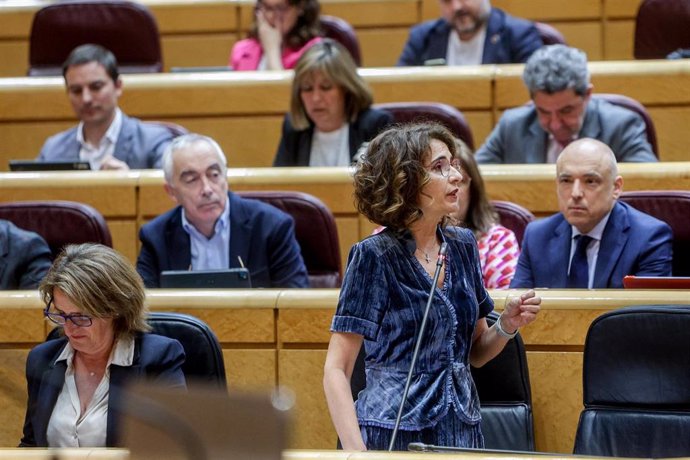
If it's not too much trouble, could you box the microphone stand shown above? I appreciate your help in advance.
[388,242,448,451]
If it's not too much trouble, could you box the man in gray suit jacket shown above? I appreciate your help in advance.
[36,44,174,170]
[475,45,657,164]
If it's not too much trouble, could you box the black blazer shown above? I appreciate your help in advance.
[20,334,186,447]
[273,108,393,166]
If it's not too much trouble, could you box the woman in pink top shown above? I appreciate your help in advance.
[230,0,322,71]
[453,140,520,289]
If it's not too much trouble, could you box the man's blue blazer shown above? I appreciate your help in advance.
[510,201,673,288]
[136,191,309,288]
[397,7,543,66]
[37,114,173,169]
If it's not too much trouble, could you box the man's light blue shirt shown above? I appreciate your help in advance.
[181,199,231,270]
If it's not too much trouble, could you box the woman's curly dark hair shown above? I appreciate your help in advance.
[354,123,458,232]
[249,0,321,49]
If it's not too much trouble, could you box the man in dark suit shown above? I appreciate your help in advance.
[397,0,543,66]
[136,134,309,288]
[0,220,51,289]
[510,138,672,289]
[37,44,174,170]
[476,45,656,164]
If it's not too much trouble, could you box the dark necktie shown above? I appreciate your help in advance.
[567,235,592,288]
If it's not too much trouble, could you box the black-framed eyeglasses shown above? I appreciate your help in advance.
[44,301,93,328]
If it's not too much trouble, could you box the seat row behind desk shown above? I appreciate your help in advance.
[2,162,689,268]
[2,289,689,454]
[3,61,690,169]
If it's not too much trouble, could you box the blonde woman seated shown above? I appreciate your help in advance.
[230,0,322,71]
[20,244,186,447]
[453,140,520,289]
[273,39,393,166]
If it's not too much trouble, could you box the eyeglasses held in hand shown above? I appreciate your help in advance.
[44,301,93,328]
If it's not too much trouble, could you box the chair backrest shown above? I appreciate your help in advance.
[595,93,659,157]
[490,200,535,247]
[47,312,227,387]
[0,201,112,259]
[471,311,535,451]
[147,312,227,387]
[236,191,341,288]
[373,102,475,150]
[319,15,362,66]
[635,0,690,59]
[534,22,567,45]
[619,191,690,276]
[145,121,189,138]
[347,311,535,451]
[573,305,690,457]
[29,0,162,77]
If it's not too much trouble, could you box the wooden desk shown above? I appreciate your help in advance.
[0,0,645,78]
[0,449,128,459]
[4,60,690,170]
[0,171,139,261]
[2,289,689,452]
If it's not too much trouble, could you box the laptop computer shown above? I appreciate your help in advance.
[160,268,251,289]
[170,66,233,73]
[119,383,290,460]
[623,275,690,289]
[9,160,91,171]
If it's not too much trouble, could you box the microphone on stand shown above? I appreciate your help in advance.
[388,242,448,451]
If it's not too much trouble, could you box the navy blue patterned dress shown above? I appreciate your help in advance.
[331,226,494,451]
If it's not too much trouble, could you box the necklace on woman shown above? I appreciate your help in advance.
[416,247,432,264]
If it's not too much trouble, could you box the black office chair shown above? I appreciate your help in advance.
[573,305,690,457]
[48,312,226,387]
[346,311,535,451]
[471,311,535,451]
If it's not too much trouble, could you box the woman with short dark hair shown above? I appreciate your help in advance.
[323,123,540,451]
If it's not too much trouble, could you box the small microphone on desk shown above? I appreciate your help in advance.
[388,242,448,451]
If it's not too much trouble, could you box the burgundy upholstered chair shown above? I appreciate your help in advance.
[595,94,659,158]
[534,22,567,46]
[28,0,162,76]
[236,191,342,288]
[320,15,362,66]
[491,200,535,247]
[373,102,475,150]
[145,121,189,138]
[619,191,690,276]
[634,0,690,59]
[0,201,112,259]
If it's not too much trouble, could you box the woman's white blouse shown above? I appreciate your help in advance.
[46,336,134,447]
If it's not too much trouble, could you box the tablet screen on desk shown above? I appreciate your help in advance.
[160,268,251,288]
[9,160,91,171]
[623,275,690,289]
